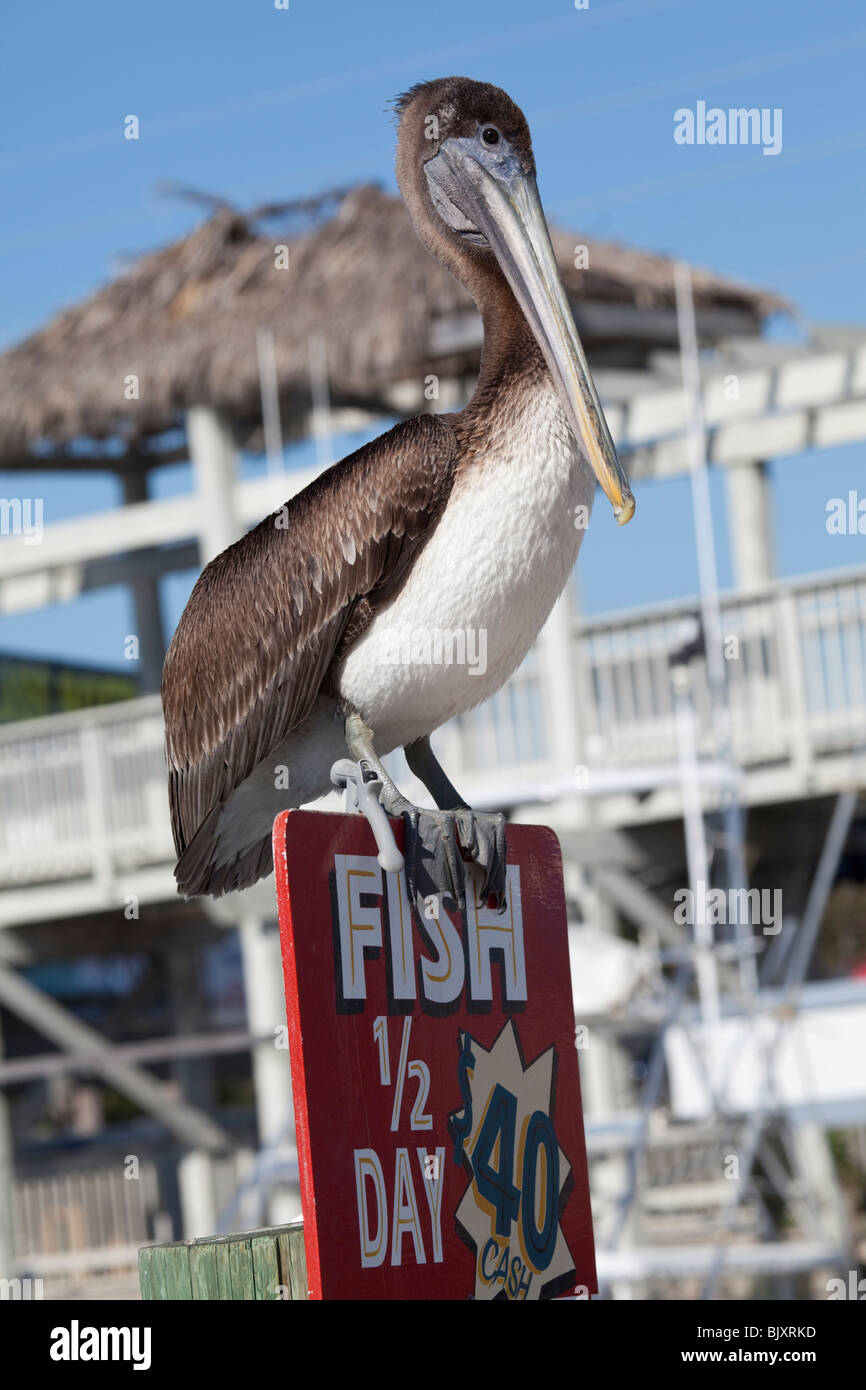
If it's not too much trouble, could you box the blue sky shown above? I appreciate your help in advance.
[1,0,864,669]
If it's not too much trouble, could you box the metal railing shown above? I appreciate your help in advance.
[2,565,865,894]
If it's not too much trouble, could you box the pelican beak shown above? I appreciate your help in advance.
[426,140,634,525]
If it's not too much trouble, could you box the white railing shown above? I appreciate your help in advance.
[572,568,866,770]
[0,699,171,889]
[1,566,865,893]
[12,1162,159,1269]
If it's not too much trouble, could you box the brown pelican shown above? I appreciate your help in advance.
[162,76,633,910]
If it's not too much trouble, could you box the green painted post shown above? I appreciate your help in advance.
[138,1221,308,1300]
[138,1246,153,1301]
[252,1234,282,1299]
[228,1236,255,1300]
[189,1242,221,1299]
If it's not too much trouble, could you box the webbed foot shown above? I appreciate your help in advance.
[379,792,507,914]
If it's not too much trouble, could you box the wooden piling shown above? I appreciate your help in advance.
[139,1220,307,1300]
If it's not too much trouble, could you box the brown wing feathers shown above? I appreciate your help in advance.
[161,414,457,890]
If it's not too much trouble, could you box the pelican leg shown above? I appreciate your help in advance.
[345,716,506,913]
[344,715,461,910]
[404,735,468,810]
[405,736,508,912]
[344,713,413,815]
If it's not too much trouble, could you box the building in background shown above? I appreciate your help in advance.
[0,186,864,1298]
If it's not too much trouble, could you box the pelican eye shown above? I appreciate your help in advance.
[481,126,500,146]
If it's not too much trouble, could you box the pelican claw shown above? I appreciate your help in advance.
[381,797,508,919]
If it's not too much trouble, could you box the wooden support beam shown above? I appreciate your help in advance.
[123,466,166,694]
[0,446,190,473]
[0,1017,14,1278]
[0,543,199,617]
[0,1028,262,1085]
[725,459,775,589]
[428,300,762,358]
[592,866,682,948]
[0,471,317,613]
[186,406,242,565]
[0,964,232,1153]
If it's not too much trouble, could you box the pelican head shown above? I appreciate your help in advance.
[395,76,634,525]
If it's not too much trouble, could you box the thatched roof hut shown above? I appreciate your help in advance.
[0,184,785,463]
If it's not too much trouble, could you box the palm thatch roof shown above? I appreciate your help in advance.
[0,184,785,462]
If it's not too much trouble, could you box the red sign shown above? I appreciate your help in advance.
[274,810,597,1301]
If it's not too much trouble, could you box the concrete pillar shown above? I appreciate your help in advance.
[724,460,774,589]
[538,585,583,770]
[167,948,218,1239]
[177,1150,218,1240]
[239,914,298,1225]
[578,1022,627,1122]
[576,891,632,1120]
[167,947,216,1109]
[307,335,333,468]
[0,1014,14,1277]
[122,467,166,694]
[186,406,242,565]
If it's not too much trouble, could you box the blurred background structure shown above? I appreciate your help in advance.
[1,185,864,1300]
[1,0,865,1300]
